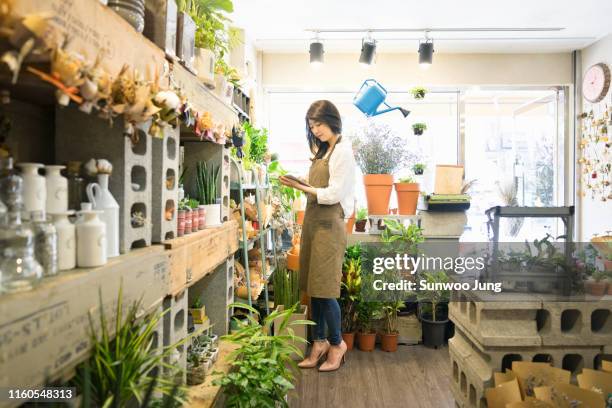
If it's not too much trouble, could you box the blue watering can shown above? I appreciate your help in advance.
[353,79,410,118]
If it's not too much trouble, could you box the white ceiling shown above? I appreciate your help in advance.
[231,0,612,53]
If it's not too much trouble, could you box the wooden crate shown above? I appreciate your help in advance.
[0,246,169,391]
[164,220,239,295]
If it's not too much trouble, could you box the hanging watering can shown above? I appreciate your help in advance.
[353,79,410,118]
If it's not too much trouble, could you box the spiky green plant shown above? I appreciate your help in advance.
[273,268,300,310]
[196,161,220,205]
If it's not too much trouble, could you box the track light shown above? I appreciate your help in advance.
[418,37,434,68]
[309,36,324,66]
[359,35,376,66]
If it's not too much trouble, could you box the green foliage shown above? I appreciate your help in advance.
[191,297,203,309]
[215,58,241,87]
[380,219,424,254]
[344,243,362,263]
[187,198,200,209]
[382,300,405,334]
[340,257,362,333]
[196,161,220,205]
[591,270,607,282]
[398,176,416,183]
[410,86,427,99]
[178,0,233,56]
[268,160,302,213]
[412,163,426,175]
[213,303,313,407]
[178,198,190,211]
[355,208,368,221]
[356,301,381,333]
[243,122,268,165]
[73,286,189,407]
[273,268,300,310]
[412,123,427,131]
[416,271,451,322]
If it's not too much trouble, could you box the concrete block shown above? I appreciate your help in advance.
[163,291,188,347]
[449,333,491,408]
[55,106,152,253]
[539,300,612,347]
[152,127,179,242]
[420,210,467,238]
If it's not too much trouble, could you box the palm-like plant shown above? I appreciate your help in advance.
[340,257,362,333]
[416,271,451,322]
[382,301,405,334]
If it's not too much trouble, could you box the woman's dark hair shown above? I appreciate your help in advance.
[305,100,342,159]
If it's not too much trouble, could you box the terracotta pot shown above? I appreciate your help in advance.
[395,183,420,215]
[342,332,355,350]
[198,206,206,230]
[287,249,300,271]
[585,279,608,296]
[604,260,612,272]
[380,332,399,352]
[363,174,394,215]
[189,307,206,324]
[345,211,355,234]
[296,210,305,226]
[191,209,199,230]
[184,210,192,234]
[355,219,367,232]
[177,210,185,237]
[357,331,376,352]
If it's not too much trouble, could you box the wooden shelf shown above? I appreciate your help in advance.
[0,246,169,391]
[187,340,239,408]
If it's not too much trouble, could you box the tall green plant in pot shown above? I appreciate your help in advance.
[273,267,307,359]
[196,161,221,227]
[340,249,362,350]
[356,301,381,352]
[352,121,417,215]
[416,271,451,348]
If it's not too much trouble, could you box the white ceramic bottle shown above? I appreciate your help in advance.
[86,174,119,258]
[45,165,68,214]
[51,211,76,271]
[17,163,45,217]
[76,210,107,268]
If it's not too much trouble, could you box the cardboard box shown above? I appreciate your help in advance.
[397,314,422,345]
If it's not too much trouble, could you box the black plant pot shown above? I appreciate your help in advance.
[421,317,449,348]
[414,170,424,175]
[413,128,424,136]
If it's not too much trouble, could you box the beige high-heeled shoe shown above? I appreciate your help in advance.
[298,340,330,369]
[318,340,347,372]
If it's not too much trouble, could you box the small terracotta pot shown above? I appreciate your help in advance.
[363,174,394,215]
[185,210,192,234]
[177,210,185,237]
[357,331,376,352]
[355,219,367,232]
[192,210,199,230]
[380,332,399,352]
[296,210,305,225]
[287,249,300,271]
[395,182,420,215]
[345,212,356,234]
[198,206,206,230]
[342,332,355,350]
[586,279,608,296]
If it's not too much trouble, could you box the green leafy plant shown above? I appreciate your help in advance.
[215,58,241,87]
[191,297,203,309]
[188,198,200,209]
[213,303,313,407]
[398,176,416,183]
[382,300,405,334]
[273,268,300,310]
[590,270,607,282]
[178,198,190,211]
[416,271,451,322]
[243,122,268,165]
[268,160,302,213]
[340,257,362,333]
[178,0,233,56]
[356,301,381,333]
[196,161,220,205]
[73,287,189,407]
[412,123,427,132]
[412,163,426,175]
[410,86,427,99]
[355,208,368,221]
[381,219,424,254]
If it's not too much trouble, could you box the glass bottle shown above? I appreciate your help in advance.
[66,161,85,211]
[0,177,43,294]
[0,156,20,209]
[30,210,58,277]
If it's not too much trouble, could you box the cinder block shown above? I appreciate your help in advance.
[163,291,188,347]
[539,300,612,347]
[152,127,179,242]
[55,106,152,253]
[449,333,491,408]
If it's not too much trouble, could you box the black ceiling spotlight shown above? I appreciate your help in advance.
[418,35,434,68]
[309,32,324,66]
[359,34,376,66]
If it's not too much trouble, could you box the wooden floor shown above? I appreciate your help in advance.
[287,344,455,408]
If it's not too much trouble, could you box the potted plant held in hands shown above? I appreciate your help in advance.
[394,176,420,215]
[417,271,451,348]
[352,121,416,215]
[354,208,368,232]
[196,161,221,227]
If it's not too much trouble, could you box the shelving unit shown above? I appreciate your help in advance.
[230,158,280,313]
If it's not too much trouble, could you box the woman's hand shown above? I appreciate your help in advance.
[279,176,317,196]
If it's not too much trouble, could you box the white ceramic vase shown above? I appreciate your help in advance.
[45,165,68,214]
[86,174,119,258]
[17,163,45,216]
[51,211,76,271]
[76,210,107,268]
[203,204,221,227]
[194,48,215,87]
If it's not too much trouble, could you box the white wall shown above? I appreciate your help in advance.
[579,34,612,241]
[261,52,573,89]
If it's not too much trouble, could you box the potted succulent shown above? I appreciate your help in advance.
[186,350,207,385]
[352,121,416,215]
[417,271,451,348]
[585,271,608,296]
[177,198,189,237]
[394,176,420,215]
[196,161,221,227]
[189,297,206,324]
[380,301,405,352]
[354,208,368,232]
[412,163,426,176]
[412,123,427,136]
[356,301,380,352]
[340,249,362,350]
[410,86,427,99]
[188,198,200,230]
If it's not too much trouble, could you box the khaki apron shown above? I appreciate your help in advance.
[299,139,347,299]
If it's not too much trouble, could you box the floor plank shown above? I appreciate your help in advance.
[288,344,455,408]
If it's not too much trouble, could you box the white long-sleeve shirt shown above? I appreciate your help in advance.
[315,137,356,218]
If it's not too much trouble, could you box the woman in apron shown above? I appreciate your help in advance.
[280,100,355,372]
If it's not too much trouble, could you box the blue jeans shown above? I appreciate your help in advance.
[310,297,342,346]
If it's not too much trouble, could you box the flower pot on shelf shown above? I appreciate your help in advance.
[380,332,399,352]
[420,317,449,348]
[585,279,608,296]
[357,331,376,352]
[203,204,221,227]
[342,332,355,351]
[287,249,300,271]
[363,174,394,215]
[191,209,199,230]
[394,182,420,215]
[184,209,192,234]
[355,219,367,232]
[194,48,215,88]
[198,205,206,230]
[189,306,206,324]
[177,209,185,237]
[413,128,424,136]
